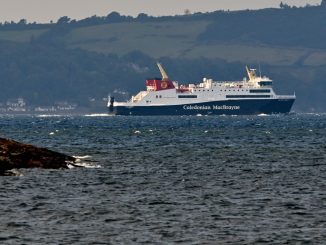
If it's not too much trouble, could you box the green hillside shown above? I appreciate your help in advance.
[0,4,326,112]
[0,29,47,43]
[66,21,210,58]
[63,20,326,66]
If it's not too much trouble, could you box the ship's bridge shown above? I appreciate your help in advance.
[246,66,273,88]
[257,77,273,87]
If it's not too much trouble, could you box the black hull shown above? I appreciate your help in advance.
[109,99,295,116]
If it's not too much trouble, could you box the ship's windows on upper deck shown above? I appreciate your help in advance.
[178,95,198,98]
[258,81,273,86]
[250,89,271,93]
[226,95,270,98]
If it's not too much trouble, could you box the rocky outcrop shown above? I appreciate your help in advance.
[0,138,76,175]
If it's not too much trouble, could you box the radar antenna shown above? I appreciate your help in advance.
[157,63,169,81]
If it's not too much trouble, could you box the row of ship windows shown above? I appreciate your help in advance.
[226,95,271,98]
[193,89,271,93]
[193,89,248,92]
[154,95,271,99]
[155,89,271,99]
[179,95,271,99]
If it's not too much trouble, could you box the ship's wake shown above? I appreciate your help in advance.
[84,113,112,117]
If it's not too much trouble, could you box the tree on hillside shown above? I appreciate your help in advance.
[57,16,71,24]
[137,13,149,21]
[280,2,291,9]
[106,12,122,22]
[18,19,27,25]
[184,9,191,15]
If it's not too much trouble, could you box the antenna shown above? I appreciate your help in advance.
[157,62,169,81]
[258,62,262,77]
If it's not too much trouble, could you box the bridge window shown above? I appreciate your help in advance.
[258,81,273,86]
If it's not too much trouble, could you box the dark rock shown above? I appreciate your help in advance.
[0,138,77,175]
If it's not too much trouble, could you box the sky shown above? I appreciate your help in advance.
[0,0,322,23]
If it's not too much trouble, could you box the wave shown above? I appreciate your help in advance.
[67,159,101,169]
[258,113,269,117]
[68,155,101,169]
[73,155,92,159]
[67,162,102,169]
[84,113,112,117]
[36,114,64,118]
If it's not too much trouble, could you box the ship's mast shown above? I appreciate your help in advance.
[157,63,169,81]
[246,66,256,81]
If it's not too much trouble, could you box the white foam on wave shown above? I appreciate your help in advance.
[36,114,64,118]
[67,159,101,169]
[67,155,102,169]
[73,155,92,159]
[5,169,24,177]
[84,113,112,117]
[258,113,269,117]
[68,162,102,169]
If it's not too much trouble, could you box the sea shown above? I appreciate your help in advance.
[0,113,325,244]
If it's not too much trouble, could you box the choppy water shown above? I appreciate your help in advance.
[0,114,326,244]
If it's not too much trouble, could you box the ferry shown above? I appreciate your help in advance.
[108,63,295,115]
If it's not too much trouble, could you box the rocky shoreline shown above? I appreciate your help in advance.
[0,138,77,176]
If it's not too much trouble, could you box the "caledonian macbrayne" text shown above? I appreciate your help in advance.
[183,105,240,110]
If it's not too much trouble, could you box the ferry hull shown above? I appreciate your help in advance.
[109,98,295,116]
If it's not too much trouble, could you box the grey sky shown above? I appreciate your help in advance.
[0,0,321,23]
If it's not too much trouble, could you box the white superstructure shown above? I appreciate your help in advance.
[110,64,294,107]
[108,63,296,115]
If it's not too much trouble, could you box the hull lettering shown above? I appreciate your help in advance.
[183,105,240,110]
